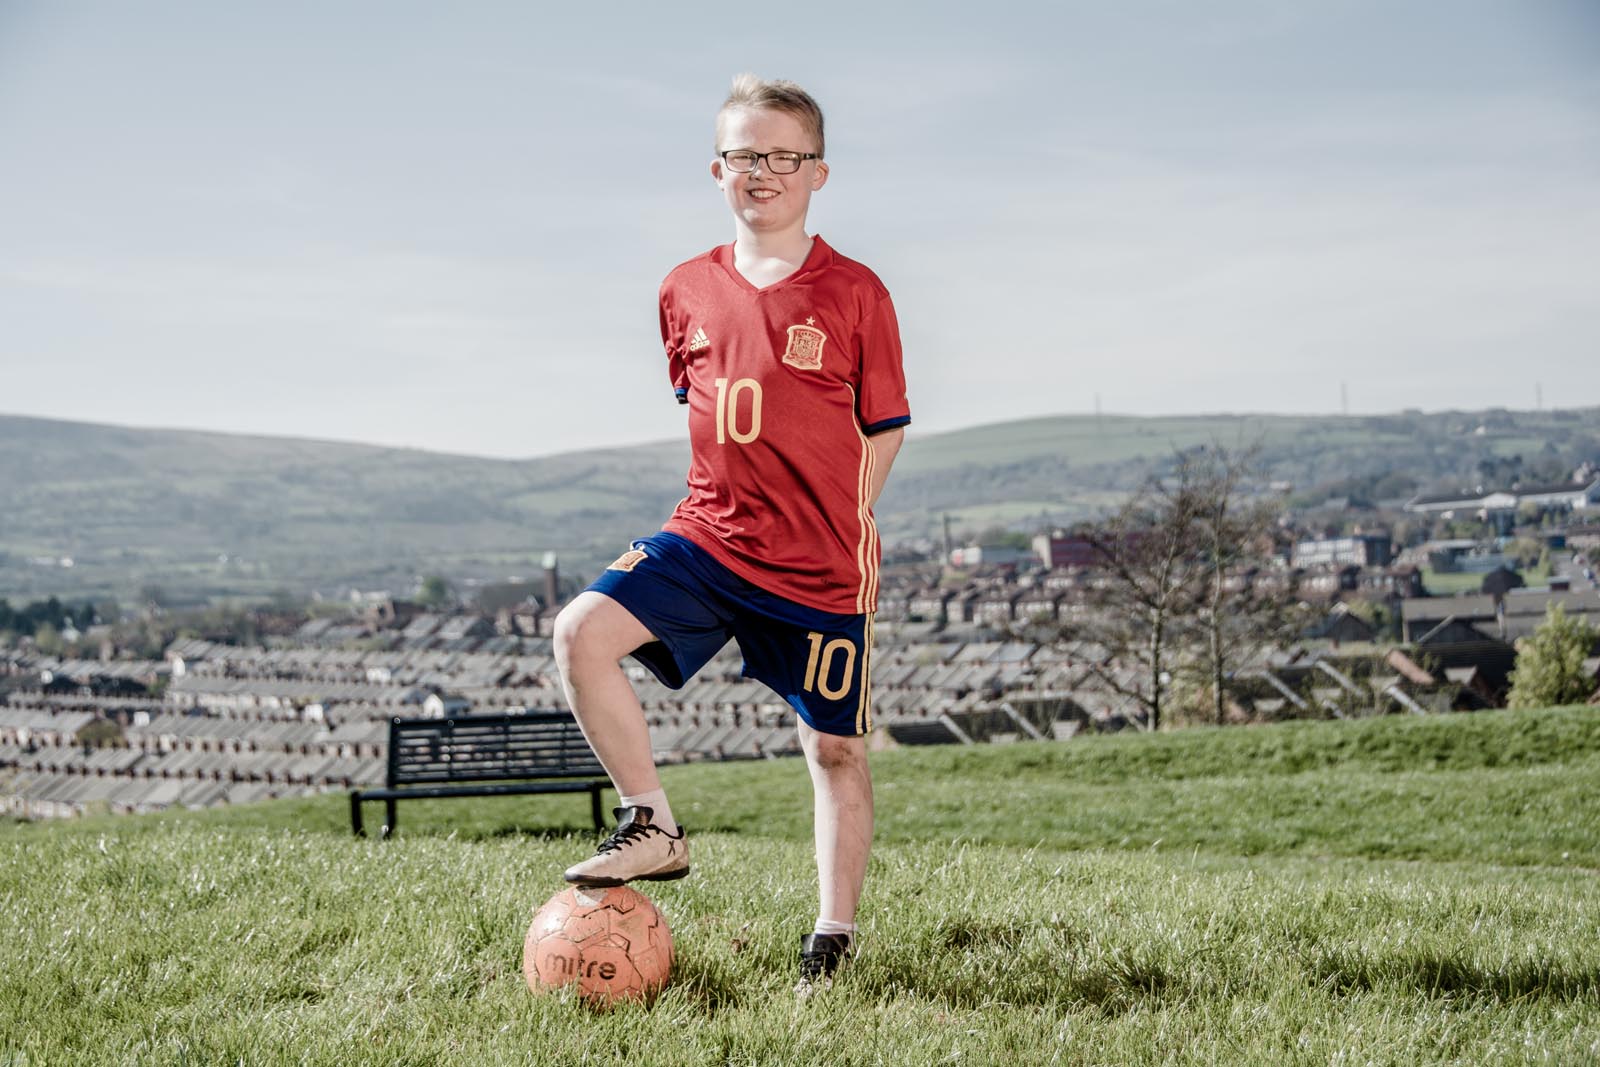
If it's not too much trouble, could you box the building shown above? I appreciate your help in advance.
[1291,534,1392,568]
[1403,490,1517,516]
[907,589,954,624]
[949,544,1033,568]
[974,591,1020,626]
[1304,604,1376,644]
[1033,533,1102,569]
[1513,477,1600,512]
[1404,476,1600,517]
[1400,588,1600,642]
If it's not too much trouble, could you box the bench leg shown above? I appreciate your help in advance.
[383,798,398,840]
[590,786,606,832]
[350,792,365,837]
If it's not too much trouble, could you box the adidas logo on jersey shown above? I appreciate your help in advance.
[688,327,710,352]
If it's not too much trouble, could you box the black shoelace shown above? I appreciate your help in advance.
[596,820,658,855]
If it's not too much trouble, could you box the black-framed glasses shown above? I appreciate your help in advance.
[719,149,821,175]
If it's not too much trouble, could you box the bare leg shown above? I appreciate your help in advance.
[552,591,660,796]
[798,720,874,924]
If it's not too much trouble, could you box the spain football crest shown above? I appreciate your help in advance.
[607,549,647,573]
[783,320,827,371]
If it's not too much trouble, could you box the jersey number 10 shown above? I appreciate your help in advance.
[803,631,857,700]
[713,377,762,445]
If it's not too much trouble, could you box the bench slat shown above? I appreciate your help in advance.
[357,781,602,802]
[349,712,611,837]
[387,716,603,776]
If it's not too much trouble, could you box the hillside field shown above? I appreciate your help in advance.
[4,406,1598,604]
[4,707,1600,1065]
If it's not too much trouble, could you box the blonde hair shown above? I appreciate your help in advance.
[715,73,825,158]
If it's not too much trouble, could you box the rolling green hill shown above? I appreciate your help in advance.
[3,706,1598,1065]
[3,406,1597,605]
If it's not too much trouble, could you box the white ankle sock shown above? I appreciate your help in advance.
[619,789,677,835]
[813,918,857,940]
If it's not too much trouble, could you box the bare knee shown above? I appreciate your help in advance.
[551,601,588,671]
[553,593,650,675]
[803,729,868,776]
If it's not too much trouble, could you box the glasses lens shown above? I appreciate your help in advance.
[767,153,802,174]
[724,151,757,172]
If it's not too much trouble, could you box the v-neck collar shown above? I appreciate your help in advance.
[715,235,831,294]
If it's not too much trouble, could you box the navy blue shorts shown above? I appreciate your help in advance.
[586,531,874,737]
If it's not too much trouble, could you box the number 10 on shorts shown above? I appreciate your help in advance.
[802,631,857,700]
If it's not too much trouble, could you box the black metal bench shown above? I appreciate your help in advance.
[349,711,609,837]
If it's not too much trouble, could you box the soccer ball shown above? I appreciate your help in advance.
[523,885,673,1007]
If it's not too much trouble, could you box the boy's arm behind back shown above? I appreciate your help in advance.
[866,427,904,509]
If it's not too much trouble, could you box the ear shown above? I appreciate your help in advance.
[811,160,829,191]
[710,158,726,186]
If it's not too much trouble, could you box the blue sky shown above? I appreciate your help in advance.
[1,1,1596,459]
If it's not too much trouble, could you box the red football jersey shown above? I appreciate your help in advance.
[657,236,910,614]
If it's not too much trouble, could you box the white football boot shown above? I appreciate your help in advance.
[563,806,690,887]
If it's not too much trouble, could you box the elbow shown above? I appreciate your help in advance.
[873,426,905,462]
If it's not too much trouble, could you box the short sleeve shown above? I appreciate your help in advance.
[854,294,911,435]
[659,283,689,405]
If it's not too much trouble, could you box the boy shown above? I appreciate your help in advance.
[553,73,909,990]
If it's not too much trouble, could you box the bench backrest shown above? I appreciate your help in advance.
[386,712,603,788]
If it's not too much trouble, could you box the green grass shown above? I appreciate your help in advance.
[1423,565,1551,597]
[888,413,1332,473]
[4,707,1600,1065]
[1422,568,1490,596]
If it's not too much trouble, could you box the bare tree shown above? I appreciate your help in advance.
[1076,443,1296,730]
[1077,452,1211,732]
[1185,445,1297,725]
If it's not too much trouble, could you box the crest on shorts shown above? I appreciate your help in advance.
[783,319,827,371]
[607,549,647,573]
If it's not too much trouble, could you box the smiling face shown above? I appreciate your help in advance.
[711,106,828,240]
